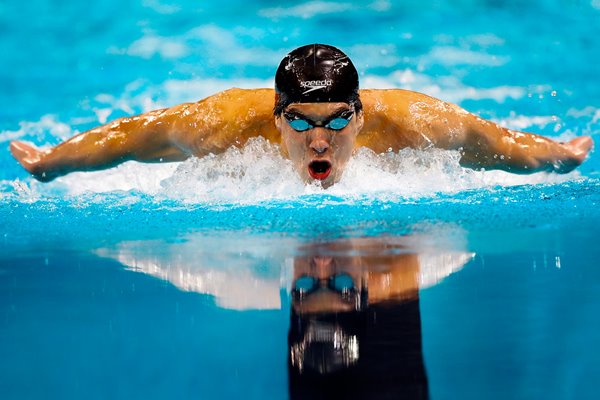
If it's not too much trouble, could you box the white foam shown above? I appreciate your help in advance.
[258,0,393,19]
[567,106,600,135]
[41,162,179,196]
[464,33,505,47]
[159,137,310,204]
[349,44,401,68]
[19,137,576,204]
[361,70,526,104]
[141,0,180,15]
[108,33,189,59]
[497,112,558,131]
[330,147,576,199]
[160,77,274,104]
[0,115,74,145]
[112,24,284,67]
[186,25,285,66]
[368,0,391,11]
[422,46,509,67]
[259,1,354,19]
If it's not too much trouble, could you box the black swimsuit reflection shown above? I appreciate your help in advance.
[288,239,429,400]
[96,234,471,399]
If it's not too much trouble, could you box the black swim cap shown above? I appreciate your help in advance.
[274,44,360,114]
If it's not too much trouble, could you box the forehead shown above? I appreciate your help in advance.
[285,102,352,117]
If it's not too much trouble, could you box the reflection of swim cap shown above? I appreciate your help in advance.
[274,44,361,114]
[288,301,429,400]
[289,310,364,375]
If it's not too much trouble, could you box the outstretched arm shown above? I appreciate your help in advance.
[10,88,278,181]
[416,92,592,173]
[10,106,190,182]
[362,90,593,174]
[457,114,592,174]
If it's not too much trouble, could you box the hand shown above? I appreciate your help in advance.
[563,136,593,163]
[551,136,593,173]
[9,141,55,182]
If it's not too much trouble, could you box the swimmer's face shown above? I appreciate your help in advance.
[275,102,364,188]
[291,255,365,314]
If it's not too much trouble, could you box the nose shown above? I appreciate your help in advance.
[311,257,334,279]
[309,130,330,155]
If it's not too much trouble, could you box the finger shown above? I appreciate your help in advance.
[570,136,593,153]
[10,141,40,162]
[564,136,593,162]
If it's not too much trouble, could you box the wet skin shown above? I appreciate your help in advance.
[9,88,594,184]
[275,102,364,188]
[291,246,423,315]
[292,255,364,314]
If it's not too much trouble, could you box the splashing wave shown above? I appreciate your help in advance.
[3,136,577,205]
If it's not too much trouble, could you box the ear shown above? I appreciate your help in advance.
[274,93,282,130]
[355,109,364,132]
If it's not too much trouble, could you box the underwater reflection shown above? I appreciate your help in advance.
[287,238,473,400]
[96,233,473,399]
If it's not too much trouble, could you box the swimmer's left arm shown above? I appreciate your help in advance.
[457,112,593,174]
[397,91,593,174]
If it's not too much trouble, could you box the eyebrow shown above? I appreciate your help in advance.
[284,106,351,119]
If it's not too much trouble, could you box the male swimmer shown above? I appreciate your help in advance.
[9,44,593,188]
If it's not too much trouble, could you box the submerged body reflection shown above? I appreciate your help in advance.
[96,233,473,399]
[289,300,426,399]
[288,239,471,400]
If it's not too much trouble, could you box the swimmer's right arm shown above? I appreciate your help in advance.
[10,105,192,182]
[9,88,277,181]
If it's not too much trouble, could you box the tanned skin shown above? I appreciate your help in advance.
[9,88,593,186]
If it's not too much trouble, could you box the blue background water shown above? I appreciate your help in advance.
[1,1,600,399]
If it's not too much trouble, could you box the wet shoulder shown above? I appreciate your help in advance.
[357,89,432,150]
[224,88,279,143]
[201,88,276,117]
[360,89,440,114]
[182,88,278,154]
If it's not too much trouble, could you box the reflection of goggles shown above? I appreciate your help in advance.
[284,110,354,132]
[293,273,356,300]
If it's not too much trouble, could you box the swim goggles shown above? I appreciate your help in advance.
[284,110,354,132]
[292,273,356,300]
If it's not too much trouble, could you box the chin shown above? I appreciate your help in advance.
[306,170,339,188]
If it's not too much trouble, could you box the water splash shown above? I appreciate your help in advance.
[4,137,576,205]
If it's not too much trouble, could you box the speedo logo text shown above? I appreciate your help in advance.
[300,79,333,94]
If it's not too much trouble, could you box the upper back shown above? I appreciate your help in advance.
[176,87,441,155]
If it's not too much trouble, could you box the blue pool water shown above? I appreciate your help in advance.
[1,1,600,399]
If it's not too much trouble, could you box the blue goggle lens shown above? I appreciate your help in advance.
[327,117,351,130]
[292,273,356,298]
[288,119,312,131]
[285,111,353,132]
[331,273,355,293]
[294,276,316,294]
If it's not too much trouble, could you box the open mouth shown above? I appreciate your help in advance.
[308,160,332,180]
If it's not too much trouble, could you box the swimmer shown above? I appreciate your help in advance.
[9,44,593,187]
